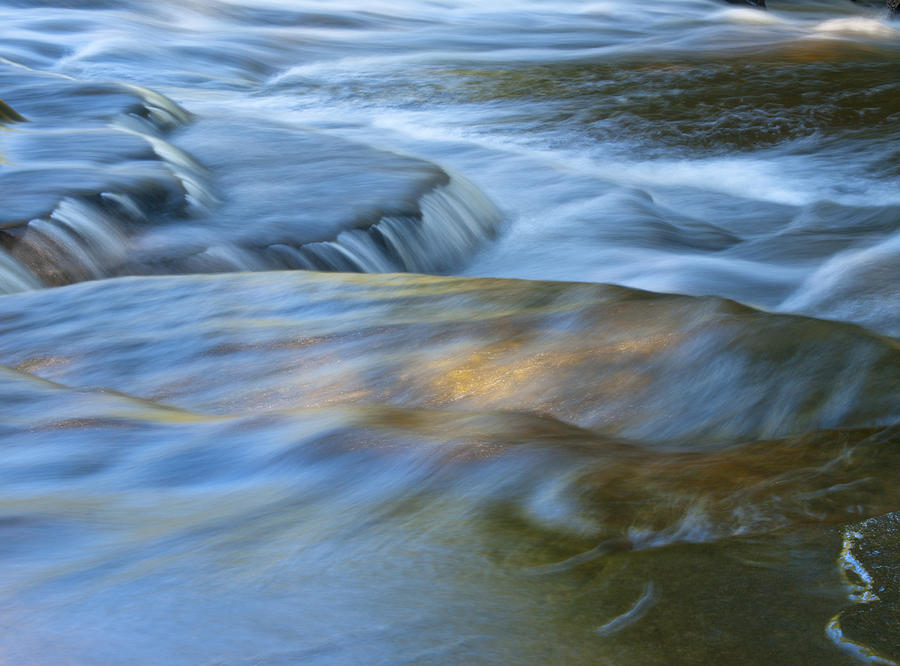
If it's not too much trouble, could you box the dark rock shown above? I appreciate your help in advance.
[831,511,900,663]
[723,0,766,7]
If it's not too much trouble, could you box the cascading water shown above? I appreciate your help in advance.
[0,0,898,664]
[0,73,504,287]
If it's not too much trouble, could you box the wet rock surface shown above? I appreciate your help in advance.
[832,509,900,662]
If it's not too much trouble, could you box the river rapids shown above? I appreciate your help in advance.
[0,0,898,663]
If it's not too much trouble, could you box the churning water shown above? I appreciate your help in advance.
[0,0,898,663]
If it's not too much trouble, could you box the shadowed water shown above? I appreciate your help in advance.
[0,0,898,663]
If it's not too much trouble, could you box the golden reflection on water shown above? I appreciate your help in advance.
[1,346,896,664]
[6,271,895,446]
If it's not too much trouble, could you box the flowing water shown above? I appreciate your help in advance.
[1,0,898,663]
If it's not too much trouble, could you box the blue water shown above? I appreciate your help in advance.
[1,1,898,663]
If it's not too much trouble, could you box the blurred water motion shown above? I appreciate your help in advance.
[0,272,897,663]
[0,0,899,663]
[0,364,897,663]
[2,272,897,442]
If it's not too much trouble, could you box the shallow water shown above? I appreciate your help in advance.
[1,0,898,663]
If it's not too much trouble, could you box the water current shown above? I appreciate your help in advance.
[0,0,898,663]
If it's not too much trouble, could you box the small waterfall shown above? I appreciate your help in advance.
[0,68,210,283]
[1,126,213,286]
[123,83,194,131]
[6,198,132,285]
[2,160,503,284]
[0,247,40,293]
[266,174,504,275]
[2,70,503,284]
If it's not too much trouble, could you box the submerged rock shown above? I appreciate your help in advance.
[0,349,896,664]
[0,261,895,666]
[0,359,894,663]
[0,271,896,444]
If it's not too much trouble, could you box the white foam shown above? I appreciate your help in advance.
[814,18,897,38]
[717,7,785,26]
[366,108,811,207]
